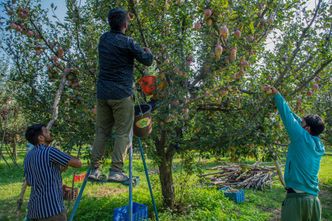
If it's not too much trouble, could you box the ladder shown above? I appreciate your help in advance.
[68,137,159,221]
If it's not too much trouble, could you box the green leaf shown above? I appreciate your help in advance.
[249,21,255,34]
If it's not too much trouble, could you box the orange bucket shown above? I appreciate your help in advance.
[138,76,156,95]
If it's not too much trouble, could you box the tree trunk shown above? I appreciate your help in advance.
[155,129,176,209]
[12,136,17,160]
[158,153,174,208]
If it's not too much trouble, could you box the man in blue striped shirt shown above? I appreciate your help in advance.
[24,124,82,221]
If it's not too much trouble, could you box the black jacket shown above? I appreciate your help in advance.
[97,30,153,100]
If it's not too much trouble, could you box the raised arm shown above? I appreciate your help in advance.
[292,112,302,124]
[262,85,304,141]
[128,38,153,66]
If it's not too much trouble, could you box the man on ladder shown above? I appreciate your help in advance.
[89,8,153,183]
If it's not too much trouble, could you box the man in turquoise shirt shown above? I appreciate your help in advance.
[263,85,325,221]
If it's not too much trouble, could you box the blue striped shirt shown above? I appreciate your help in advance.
[24,144,72,219]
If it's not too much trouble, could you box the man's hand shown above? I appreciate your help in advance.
[143,47,151,54]
[60,165,68,172]
[261,85,278,95]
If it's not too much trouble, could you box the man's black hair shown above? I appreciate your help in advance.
[303,114,325,136]
[25,124,46,145]
[108,8,128,31]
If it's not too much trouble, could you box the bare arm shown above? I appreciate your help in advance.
[68,157,82,168]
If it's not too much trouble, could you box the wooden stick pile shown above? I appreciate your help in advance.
[200,162,276,190]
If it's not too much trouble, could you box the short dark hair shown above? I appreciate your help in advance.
[303,115,325,136]
[25,124,46,145]
[108,8,128,30]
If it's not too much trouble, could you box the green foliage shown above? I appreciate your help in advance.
[1,152,332,220]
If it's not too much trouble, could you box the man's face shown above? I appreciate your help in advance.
[124,20,129,31]
[40,127,53,144]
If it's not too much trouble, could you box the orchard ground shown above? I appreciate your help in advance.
[0,146,331,221]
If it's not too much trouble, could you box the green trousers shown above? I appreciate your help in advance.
[91,97,134,172]
[281,192,321,221]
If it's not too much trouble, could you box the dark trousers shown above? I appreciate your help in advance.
[91,97,134,171]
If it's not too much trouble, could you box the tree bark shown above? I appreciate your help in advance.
[155,129,175,209]
[12,135,17,160]
[158,153,175,208]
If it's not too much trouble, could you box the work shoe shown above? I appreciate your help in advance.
[88,168,103,181]
[108,170,129,183]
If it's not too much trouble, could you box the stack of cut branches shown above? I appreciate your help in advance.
[200,163,276,190]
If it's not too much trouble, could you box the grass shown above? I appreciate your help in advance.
[0,147,331,221]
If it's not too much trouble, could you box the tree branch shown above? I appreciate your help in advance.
[290,58,332,96]
[47,73,67,129]
[275,0,322,86]
[71,3,96,80]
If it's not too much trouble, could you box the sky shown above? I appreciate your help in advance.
[0,0,67,23]
[40,0,67,21]
[265,0,317,51]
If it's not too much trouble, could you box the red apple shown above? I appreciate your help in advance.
[34,33,42,40]
[297,98,302,106]
[261,85,273,94]
[204,9,212,18]
[17,7,29,19]
[35,49,43,55]
[312,84,319,90]
[186,54,193,65]
[57,47,64,58]
[35,45,43,55]
[215,44,223,57]
[234,29,241,38]
[219,25,229,39]
[52,56,59,64]
[10,23,17,29]
[193,22,202,30]
[240,58,249,68]
[27,30,34,37]
[16,25,22,32]
[229,47,237,62]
